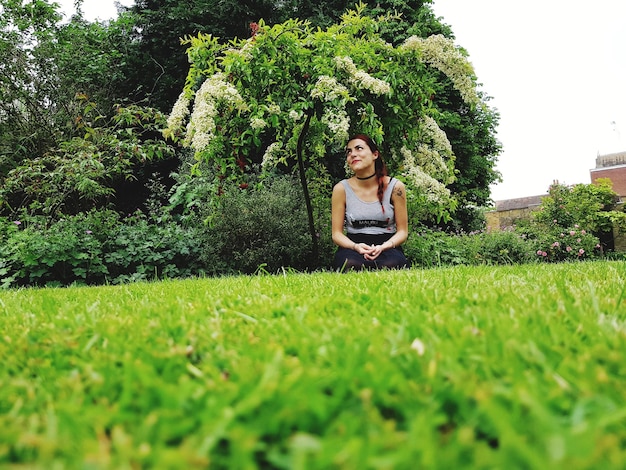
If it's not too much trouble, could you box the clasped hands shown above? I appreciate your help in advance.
[354,242,388,261]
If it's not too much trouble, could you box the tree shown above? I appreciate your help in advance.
[0,0,62,172]
[0,0,139,175]
[0,98,177,218]
[116,0,499,229]
[164,4,492,265]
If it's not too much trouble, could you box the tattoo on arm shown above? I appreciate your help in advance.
[394,188,404,198]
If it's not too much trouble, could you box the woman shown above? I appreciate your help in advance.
[331,134,409,270]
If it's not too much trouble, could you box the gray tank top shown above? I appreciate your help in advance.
[342,178,398,235]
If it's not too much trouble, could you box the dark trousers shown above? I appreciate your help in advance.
[333,233,409,271]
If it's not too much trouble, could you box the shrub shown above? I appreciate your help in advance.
[1,213,111,287]
[0,210,205,288]
[404,229,475,268]
[198,175,314,274]
[528,225,603,263]
[0,102,177,218]
[104,210,205,284]
[404,227,536,268]
[472,228,535,265]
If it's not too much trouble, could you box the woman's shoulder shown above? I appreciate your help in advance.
[332,179,348,194]
[391,177,405,189]
[390,178,406,198]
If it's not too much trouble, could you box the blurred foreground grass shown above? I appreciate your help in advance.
[1,262,625,469]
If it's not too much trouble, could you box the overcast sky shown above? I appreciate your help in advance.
[431,1,626,200]
[60,0,626,201]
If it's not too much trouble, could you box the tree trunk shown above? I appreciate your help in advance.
[295,110,319,268]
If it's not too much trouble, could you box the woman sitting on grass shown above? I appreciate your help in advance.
[331,134,409,271]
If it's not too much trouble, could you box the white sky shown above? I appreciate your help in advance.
[60,0,626,201]
[431,1,626,200]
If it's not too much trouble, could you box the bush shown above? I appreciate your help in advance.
[0,103,177,218]
[198,175,314,274]
[0,210,205,288]
[525,225,603,263]
[404,229,475,268]
[104,210,205,284]
[472,228,535,265]
[404,228,535,268]
[1,213,111,287]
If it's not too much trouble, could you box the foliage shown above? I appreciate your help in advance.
[515,180,626,261]
[0,211,114,287]
[530,226,603,263]
[0,209,205,287]
[117,0,499,230]
[0,100,177,218]
[0,0,63,172]
[103,210,205,284]
[0,0,138,173]
[165,4,496,265]
[404,227,535,268]
[533,180,626,235]
[1,263,626,468]
[197,174,323,274]
[120,0,449,111]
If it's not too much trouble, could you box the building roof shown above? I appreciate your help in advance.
[494,195,545,211]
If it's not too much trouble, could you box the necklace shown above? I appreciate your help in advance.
[356,173,376,180]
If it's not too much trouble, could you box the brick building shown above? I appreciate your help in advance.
[486,150,626,251]
[590,151,626,195]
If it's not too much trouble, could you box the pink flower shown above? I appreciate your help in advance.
[574,224,579,228]
[13,220,21,225]
[85,230,93,235]
[537,250,543,256]
[596,244,601,249]
[577,238,581,243]
[569,231,576,236]
[553,219,558,223]
[552,242,560,248]
[566,246,572,252]
[581,230,586,235]
[560,233,565,237]
[542,251,548,257]
[578,248,585,256]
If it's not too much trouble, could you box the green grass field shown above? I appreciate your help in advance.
[1,261,626,469]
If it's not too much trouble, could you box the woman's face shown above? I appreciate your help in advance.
[345,138,378,171]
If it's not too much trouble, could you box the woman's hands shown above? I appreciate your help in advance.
[354,241,392,261]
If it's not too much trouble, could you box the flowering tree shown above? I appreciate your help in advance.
[164,3,488,260]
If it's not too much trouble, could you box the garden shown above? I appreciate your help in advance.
[2,1,626,467]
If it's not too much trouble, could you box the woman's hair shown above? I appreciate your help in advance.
[349,134,388,209]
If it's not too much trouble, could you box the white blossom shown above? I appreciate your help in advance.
[166,91,190,133]
[183,73,247,151]
[233,39,255,61]
[401,34,480,107]
[261,142,283,169]
[289,109,302,121]
[399,145,452,204]
[267,103,281,115]
[250,117,268,129]
[410,338,426,356]
[412,116,454,181]
[310,75,349,102]
[333,56,391,96]
[321,107,350,144]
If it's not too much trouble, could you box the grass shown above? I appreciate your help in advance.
[1,261,626,469]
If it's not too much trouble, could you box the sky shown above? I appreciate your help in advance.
[59,0,626,201]
[431,1,626,200]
